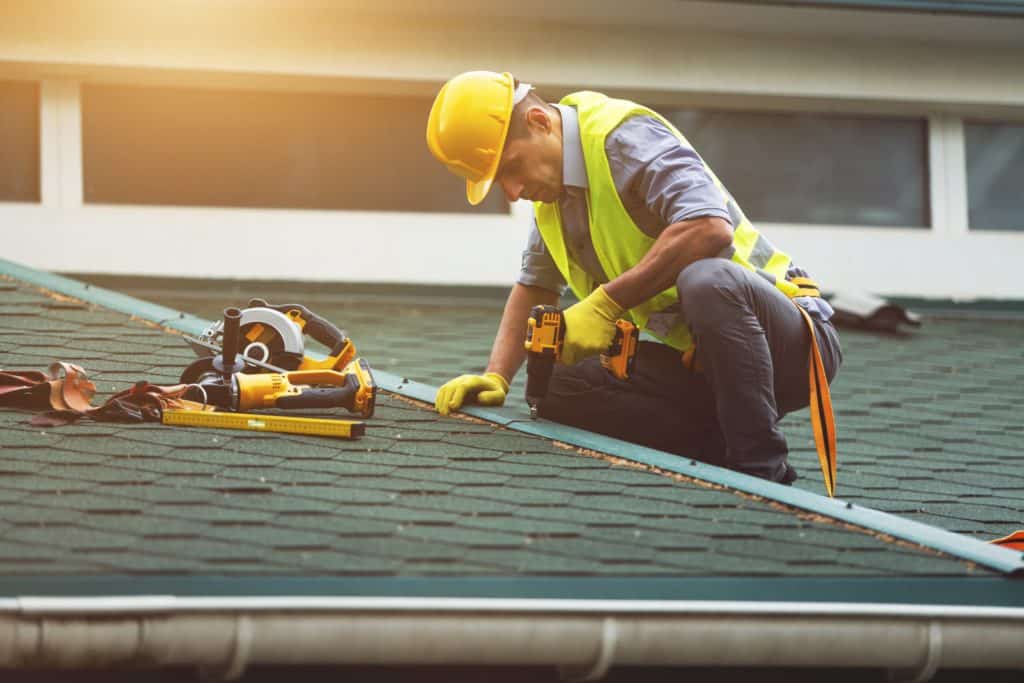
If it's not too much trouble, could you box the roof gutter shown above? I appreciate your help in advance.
[1,598,1023,680]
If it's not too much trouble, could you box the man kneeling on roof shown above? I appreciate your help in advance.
[425,71,842,487]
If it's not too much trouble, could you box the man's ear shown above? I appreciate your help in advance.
[524,105,552,135]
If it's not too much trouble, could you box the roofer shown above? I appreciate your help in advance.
[425,71,842,486]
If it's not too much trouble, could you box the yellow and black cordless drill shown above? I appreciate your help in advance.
[524,305,639,418]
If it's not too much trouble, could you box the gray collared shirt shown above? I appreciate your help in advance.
[517,104,832,320]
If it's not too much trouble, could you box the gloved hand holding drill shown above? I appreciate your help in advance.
[559,286,626,366]
[434,285,636,416]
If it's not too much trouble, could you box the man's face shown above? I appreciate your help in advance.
[494,107,563,204]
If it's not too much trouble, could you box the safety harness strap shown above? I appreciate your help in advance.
[990,530,1024,551]
[789,276,821,298]
[795,303,838,497]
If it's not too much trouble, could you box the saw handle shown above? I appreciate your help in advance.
[212,307,245,378]
[275,374,359,411]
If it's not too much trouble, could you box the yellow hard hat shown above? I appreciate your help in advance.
[426,71,515,205]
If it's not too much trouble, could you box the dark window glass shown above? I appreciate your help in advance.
[0,80,40,203]
[966,121,1024,232]
[664,109,929,228]
[81,84,507,214]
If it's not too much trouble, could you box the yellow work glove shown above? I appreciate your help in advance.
[435,372,510,416]
[560,285,625,366]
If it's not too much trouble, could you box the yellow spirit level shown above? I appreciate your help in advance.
[161,409,364,439]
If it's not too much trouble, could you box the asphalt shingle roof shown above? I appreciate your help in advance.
[785,317,1024,539]
[1,272,1014,582]
[77,274,1024,541]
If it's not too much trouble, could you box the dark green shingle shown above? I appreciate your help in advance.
[0,276,1005,580]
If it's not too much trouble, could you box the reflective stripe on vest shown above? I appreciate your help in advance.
[534,91,798,352]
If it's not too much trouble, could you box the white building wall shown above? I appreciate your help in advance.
[1,0,1023,298]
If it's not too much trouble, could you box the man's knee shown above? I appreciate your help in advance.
[536,359,609,417]
[677,258,745,323]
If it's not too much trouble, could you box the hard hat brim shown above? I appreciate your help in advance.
[466,176,495,206]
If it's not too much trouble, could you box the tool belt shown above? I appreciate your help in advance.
[681,276,838,497]
[0,362,208,427]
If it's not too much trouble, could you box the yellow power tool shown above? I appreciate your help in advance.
[524,305,639,418]
[184,299,356,375]
[187,359,376,419]
[181,307,376,418]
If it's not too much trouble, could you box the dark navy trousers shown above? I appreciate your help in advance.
[536,258,843,483]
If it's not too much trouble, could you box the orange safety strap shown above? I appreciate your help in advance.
[789,276,822,298]
[990,530,1024,551]
[681,346,699,373]
[795,303,838,497]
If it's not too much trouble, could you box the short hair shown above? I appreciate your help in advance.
[507,79,553,142]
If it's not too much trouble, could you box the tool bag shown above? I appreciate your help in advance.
[0,362,207,426]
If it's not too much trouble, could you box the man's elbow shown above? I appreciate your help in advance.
[514,281,561,305]
[684,216,732,257]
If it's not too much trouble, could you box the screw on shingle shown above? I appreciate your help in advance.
[179,313,185,319]
[689,460,697,466]
[846,502,853,509]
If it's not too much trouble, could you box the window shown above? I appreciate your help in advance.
[81,84,507,214]
[965,121,1024,232]
[0,80,40,203]
[664,109,929,228]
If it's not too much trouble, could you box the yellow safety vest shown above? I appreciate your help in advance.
[534,91,801,352]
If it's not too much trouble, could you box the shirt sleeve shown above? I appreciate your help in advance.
[516,216,568,295]
[605,115,732,229]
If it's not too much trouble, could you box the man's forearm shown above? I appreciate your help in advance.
[486,283,561,381]
[603,216,732,311]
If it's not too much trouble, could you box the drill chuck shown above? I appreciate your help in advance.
[525,347,558,413]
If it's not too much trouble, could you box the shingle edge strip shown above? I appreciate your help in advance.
[2,257,1021,576]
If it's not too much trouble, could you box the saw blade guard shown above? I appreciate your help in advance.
[194,308,305,370]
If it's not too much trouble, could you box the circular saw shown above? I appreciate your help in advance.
[180,304,376,419]
[184,299,356,377]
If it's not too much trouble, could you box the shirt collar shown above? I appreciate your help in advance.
[554,103,588,190]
